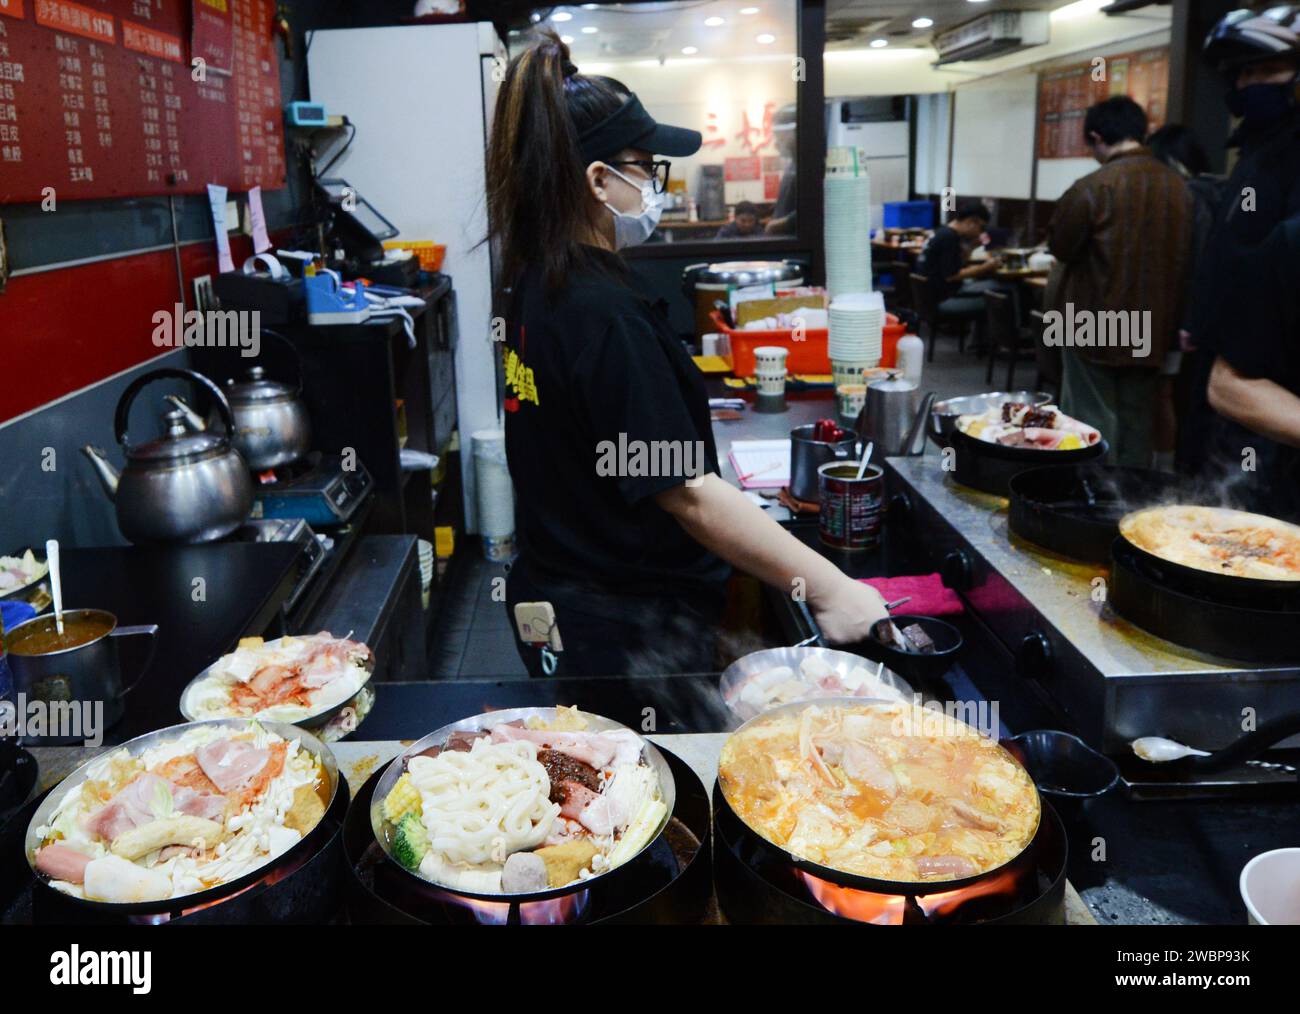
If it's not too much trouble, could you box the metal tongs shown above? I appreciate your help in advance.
[794,595,912,648]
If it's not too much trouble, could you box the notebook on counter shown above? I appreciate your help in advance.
[728,439,791,490]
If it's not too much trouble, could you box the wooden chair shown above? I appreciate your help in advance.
[874,260,911,312]
[910,273,970,363]
[983,290,1036,389]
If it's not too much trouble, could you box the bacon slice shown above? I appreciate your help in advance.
[83,773,172,842]
[490,725,625,769]
[196,739,270,794]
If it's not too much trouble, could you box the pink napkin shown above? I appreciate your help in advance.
[860,574,964,617]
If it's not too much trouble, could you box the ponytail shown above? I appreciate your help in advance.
[486,31,630,292]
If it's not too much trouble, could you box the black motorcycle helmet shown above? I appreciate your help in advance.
[1204,5,1300,73]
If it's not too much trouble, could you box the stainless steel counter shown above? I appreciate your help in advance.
[887,449,1300,756]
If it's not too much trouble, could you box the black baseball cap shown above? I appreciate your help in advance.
[578,93,702,164]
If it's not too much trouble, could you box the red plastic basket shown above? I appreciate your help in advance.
[712,310,905,375]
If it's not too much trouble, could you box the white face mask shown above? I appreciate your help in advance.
[602,165,663,250]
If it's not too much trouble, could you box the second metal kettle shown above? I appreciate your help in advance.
[857,373,935,458]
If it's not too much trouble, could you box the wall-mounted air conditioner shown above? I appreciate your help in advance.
[933,11,1050,65]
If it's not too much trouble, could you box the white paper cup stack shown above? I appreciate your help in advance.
[752,345,789,395]
[825,147,873,297]
[829,291,885,381]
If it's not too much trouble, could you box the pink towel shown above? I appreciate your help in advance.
[860,574,964,617]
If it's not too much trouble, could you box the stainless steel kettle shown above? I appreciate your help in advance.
[82,368,254,544]
[166,332,311,470]
[856,373,936,458]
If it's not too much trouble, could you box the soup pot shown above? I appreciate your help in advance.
[4,609,158,743]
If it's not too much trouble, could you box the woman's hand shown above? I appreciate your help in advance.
[810,577,890,646]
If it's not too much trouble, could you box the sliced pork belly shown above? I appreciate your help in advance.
[83,773,171,841]
[196,739,270,794]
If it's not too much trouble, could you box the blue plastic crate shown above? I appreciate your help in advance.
[883,200,934,229]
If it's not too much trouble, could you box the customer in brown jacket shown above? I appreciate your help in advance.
[1046,96,1193,467]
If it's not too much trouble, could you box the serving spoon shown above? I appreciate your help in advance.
[1131,713,1300,773]
[45,538,65,636]
[855,441,874,480]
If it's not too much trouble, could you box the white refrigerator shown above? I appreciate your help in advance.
[308,22,504,533]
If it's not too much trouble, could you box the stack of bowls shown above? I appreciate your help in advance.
[824,148,872,297]
[829,291,885,389]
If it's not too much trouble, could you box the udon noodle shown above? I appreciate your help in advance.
[407,739,559,866]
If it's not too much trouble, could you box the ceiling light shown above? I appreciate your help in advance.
[552,10,572,21]
[581,3,599,8]
[869,38,888,48]
[704,16,725,27]
[681,45,698,55]
[581,25,598,34]
[561,35,574,43]
[756,33,775,44]
[529,12,540,22]
[740,6,760,12]
[912,17,933,28]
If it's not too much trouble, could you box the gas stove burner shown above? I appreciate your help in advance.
[343,747,712,925]
[1,778,350,926]
[252,452,373,528]
[1110,538,1300,664]
[712,784,1068,925]
[256,453,320,486]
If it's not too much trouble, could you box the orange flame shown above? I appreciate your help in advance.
[799,867,1021,924]
[453,890,590,925]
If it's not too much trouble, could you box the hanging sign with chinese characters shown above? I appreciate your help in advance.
[0,0,284,203]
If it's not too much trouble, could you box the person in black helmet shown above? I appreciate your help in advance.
[485,34,888,678]
[1186,5,1300,520]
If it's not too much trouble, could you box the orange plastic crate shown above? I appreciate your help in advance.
[712,310,905,375]
[711,310,829,377]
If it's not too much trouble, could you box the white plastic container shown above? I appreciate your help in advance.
[896,332,925,385]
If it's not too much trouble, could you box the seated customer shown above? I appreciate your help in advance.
[917,200,1001,324]
[716,201,763,239]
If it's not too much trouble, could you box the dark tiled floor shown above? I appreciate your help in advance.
[429,338,1035,678]
[429,552,527,679]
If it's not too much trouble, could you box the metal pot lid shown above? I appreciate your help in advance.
[127,431,228,462]
[127,410,229,462]
[696,260,803,285]
[226,365,296,403]
[868,371,917,393]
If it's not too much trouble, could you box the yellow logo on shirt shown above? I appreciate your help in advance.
[503,347,539,407]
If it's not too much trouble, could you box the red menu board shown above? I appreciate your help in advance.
[1037,47,1168,160]
[0,0,284,203]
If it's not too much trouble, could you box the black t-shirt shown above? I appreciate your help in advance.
[1194,113,1300,391]
[919,225,963,302]
[503,247,730,598]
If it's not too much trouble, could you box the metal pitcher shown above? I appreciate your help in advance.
[857,374,935,458]
[4,609,158,744]
[790,423,858,503]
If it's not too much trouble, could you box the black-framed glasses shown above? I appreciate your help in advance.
[608,159,671,194]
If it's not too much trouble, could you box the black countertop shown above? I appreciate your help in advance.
[59,543,302,742]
